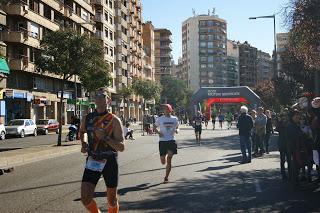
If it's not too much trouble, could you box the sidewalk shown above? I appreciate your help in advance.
[0,141,81,169]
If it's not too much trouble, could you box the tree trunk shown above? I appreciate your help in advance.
[57,75,66,146]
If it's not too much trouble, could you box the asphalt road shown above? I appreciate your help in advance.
[1,123,320,212]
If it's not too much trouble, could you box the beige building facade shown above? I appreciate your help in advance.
[2,0,95,124]
[154,28,172,82]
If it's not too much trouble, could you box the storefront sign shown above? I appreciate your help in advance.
[27,93,33,102]
[14,92,26,99]
[57,91,71,99]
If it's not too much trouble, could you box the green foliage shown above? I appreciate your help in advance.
[36,28,111,90]
[273,74,300,107]
[284,0,320,69]
[35,29,111,145]
[160,76,189,107]
[280,50,315,92]
[253,81,279,110]
[132,78,162,101]
[118,86,133,100]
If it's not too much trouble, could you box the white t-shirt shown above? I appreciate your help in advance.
[155,115,179,141]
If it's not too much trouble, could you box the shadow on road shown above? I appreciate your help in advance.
[116,169,320,212]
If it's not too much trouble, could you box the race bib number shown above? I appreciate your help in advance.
[85,156,106,172]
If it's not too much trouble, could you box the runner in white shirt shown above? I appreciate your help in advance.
[154,104,179,183]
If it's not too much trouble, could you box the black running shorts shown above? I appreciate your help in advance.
[82,156,118,188]
[159,140,177,156]
[194,125,202,134]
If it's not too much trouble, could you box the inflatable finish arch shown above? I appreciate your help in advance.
[188,86,262,116]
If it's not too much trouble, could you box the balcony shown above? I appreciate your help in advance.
[8,56,36,73]
[74,0,94,14]
[91,0,103,5]
[3,29,40,48]
[94,30,103,40]
[42,0,64,13]
[4,2,60,31]
[94,13,103,22]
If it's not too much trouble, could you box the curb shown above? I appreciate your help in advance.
[0,144,81,168]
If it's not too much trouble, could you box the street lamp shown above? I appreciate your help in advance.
[249,15,277,79]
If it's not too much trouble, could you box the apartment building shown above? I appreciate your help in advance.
[114,0,144,121]
[182,14,227,92]
[142,21,155,82]
[0,8,9,124]
[257,50,272,83]
[91,0,116,111]
[226,40,239,86]
[2,0,94,124]
[239,41,258,87]
[154,28,172,82]
[276,32,289,75]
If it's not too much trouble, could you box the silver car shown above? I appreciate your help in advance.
[5,119,37,138]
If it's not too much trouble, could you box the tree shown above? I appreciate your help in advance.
[253,81,279,110]
[160,76,188,108]
[273,74,301,107]
[132,78,162,113]
[283,0,320,69]
[117,86,133,119]
[280,49,315,92]
[36,29,111,146]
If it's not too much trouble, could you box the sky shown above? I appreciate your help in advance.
[142,0,290,63]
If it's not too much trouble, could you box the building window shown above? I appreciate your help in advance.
[208,35,214,41]
[199,21,206,27]
[109,16,113,25]
[207,42,214,48]
[81,10,89,21]
[105,12,109,22]
[200,56,206,62]
[104,28,109,38]
[109,0,113,8]
[200,64,207,68]
[109,31,113,40]
[110,47,114,57]
[200,35,206,40]
[200,42,206,48]
[207,21,214,27]
[208,56,214,63]
[30,22,39,39]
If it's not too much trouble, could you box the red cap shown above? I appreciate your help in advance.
[161,104,173,112]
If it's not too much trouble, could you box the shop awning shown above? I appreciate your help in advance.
[0,58,10,74]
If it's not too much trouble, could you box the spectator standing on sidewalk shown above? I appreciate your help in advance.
[265,110,273,154]
[276,109,290,180]
[237,106,254,164]
[253,107,267,157]
[250,110,257,154]
[286,109,303,186]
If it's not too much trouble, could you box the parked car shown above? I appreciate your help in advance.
[0,124,6,140]
[5,119,37,138]
[36,119,59,135]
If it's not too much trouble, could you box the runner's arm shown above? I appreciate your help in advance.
[79,116,87,153]
[105,116,125,152]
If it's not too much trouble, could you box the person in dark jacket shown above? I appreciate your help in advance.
[285,109,303,186]
[265,110,273,154]
[276,111,290,180]
[237,106,254,164]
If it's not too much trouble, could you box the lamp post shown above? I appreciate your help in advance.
[249,15,277,79]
